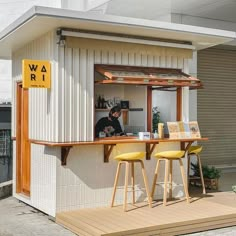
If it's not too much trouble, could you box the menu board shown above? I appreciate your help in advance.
[167,121,201,139]
[188,121,201,138]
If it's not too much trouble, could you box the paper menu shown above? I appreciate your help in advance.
[188,121,201,138]
[167,121,201,139]
[167,122,181,139]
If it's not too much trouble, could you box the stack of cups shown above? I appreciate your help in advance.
[158,123,164,139]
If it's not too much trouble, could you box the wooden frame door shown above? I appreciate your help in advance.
[16,82,31,196]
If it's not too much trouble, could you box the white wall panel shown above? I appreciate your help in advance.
[12,35,191,142]
[56,142,184,213]
[30,144,59,217]
[13,142,59,217]
[61,37,192,142]
[12,31,58,141]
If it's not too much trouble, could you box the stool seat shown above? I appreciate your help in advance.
[151,150,190,206]
[155,151,185,159]
[188,146,202,154]
[187,145,206,194]
[114,152,145,161]
[111,152,151,211]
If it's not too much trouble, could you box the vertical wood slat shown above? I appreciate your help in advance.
[176,88,182,121]
[22,87,30,196]
[16,83,22,193]
[147,87,152,132]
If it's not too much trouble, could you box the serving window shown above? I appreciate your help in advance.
[94,64,202,137]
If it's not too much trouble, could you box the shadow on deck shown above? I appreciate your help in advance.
[56,188,236,236]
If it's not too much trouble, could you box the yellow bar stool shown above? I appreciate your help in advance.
[111,152,152,211]
[187,145,206,194]
[151,150,190,206]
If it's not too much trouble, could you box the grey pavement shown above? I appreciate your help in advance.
[182,227,236,236]
[1,196,236,236]
[0,197,76,236]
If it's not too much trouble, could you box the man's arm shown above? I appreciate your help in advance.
[114,120,123,134]
[95,118,105,137]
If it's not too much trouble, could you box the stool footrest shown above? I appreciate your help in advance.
[189,176,201,179]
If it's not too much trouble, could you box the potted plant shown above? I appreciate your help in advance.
[152,106,160,133]
[190,163,221,190]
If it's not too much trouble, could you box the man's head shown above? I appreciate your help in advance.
[109,105,121,121]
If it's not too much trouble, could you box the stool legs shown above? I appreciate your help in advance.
[151,158,190,206]
[163,159,169,206]
[151,159,161,201]
[197,154,206,194]
[111,160,151,211]
[188,154,206,194]
[179,159,190,203]
[169,160,173,200]
[111,162,122,208]
[140,160,152,208]
[124,161,129,211]
[131,162,135,204]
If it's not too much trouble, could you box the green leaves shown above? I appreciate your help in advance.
[191,162,221,179]
[232,185,236,193]
[152,106,160,133]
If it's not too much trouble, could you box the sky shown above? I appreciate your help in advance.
[0,0,59,102]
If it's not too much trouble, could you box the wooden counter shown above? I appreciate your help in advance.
[31,137,208,166]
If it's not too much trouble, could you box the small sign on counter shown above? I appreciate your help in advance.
[138,132,150,140]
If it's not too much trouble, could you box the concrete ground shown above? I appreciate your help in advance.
[0,171,236,236]
[0,197,76,236]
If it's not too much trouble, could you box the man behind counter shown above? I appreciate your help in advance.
[95,105,124,137]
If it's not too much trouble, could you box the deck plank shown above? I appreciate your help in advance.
[56,192,236,236]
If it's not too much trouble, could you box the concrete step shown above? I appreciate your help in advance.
[0,180,12,199]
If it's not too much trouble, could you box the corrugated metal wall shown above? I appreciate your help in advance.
[61,37,192,142]
[198,46,236,166]
[12,31,58,141]
[12,32,192,142]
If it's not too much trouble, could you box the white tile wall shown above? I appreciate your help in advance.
[55,142,186,213]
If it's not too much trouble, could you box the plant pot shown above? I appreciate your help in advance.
[189,177,219,190]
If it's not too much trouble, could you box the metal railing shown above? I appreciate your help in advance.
[0,130,11,157]
[0,129,12,183]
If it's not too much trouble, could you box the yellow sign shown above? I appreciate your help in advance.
[22,59,51,88]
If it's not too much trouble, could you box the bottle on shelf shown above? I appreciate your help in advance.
[95,94,98,108]
[97,95,101,109]
[101,95,106,109]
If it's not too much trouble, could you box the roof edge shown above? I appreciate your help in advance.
[1,5,236,42]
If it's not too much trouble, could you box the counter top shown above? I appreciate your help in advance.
[30,137,208,165]
[31,137,208,146]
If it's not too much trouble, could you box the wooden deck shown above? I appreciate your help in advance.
[56,191,236,236]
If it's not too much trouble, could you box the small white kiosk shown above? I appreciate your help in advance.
[0,6,234,218]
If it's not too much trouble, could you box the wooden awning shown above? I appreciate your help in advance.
[95,65,202,90]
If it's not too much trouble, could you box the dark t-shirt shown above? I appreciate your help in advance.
[95,117,123,137]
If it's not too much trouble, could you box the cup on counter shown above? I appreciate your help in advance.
[153,131,159,139]
[138,132,151,140]
[158,123,164,139]
[99,131,106,138]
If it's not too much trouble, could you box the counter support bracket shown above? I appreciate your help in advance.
[104,144,116,162]
[61,146,72,166]
[146,143,157,160]
[181,141,194,154]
